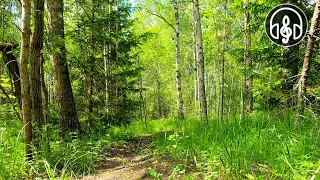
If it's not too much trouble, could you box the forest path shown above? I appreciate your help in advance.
[79,135,175,180]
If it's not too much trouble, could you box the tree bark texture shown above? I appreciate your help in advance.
[30,0,45,127]
[20,0,33,161]
[47,0,80,134]
[1,44,21,109]
[298,0,320,109]
[193,0,208,122]
[172,0,184,120]
[244,0,253,114]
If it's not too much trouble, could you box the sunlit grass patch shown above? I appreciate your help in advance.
[112,113,320,179]
[0,119,25,179]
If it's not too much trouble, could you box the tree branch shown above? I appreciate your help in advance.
[148,11,175,31]
[14,23,23,33]
[0,43,19,51]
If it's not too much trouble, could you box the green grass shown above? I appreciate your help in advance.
[1,111,320,179]
[109,112,320,179]
[0,119,25,179]
[0,119,111,179]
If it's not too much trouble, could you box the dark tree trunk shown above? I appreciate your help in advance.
[47,0,80,134]
[88,0,95,132]
[1,44,21,109]
[30,0,44,127]
[40,56,49,125]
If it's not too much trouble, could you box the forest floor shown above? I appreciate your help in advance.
[77,116,320,180]
[80,135,194,180]
[3,116,320,179]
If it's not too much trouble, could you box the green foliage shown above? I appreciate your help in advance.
[1,0,320,179]
[147,168,162,179]
[64,0,149,125]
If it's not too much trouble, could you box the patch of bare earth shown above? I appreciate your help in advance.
[79,136,176,180]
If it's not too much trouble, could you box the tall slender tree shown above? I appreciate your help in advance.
[149,3,184,120]
[172,0,184,120]
[298,0,320,111]
[243,0,252,115]
[221,1,227,121]
[20,0,33,160]
[88,0,95,130]
[47,0,80,134]
[193,0,208,122]
[30,0,45,127]
[192,19,199,114]
[104,0,111,116]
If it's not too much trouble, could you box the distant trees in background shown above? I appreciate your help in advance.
[135,0,320,120]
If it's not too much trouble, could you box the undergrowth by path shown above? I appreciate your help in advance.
[111,112,320,179]
[1,111,320,179]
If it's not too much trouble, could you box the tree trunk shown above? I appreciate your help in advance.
[30,0,44,128]
[192,11,199,115]
[298,0,320,110]
[221,4,227,121]
[104,45,109,114]
[172,0,184,120]
[104,0,112,118]
[138,60,147,124]
[47,0,80,134]
[40,55,51,152]
[40,56,49,125]
[193,0,208,122]
[1,44,22,109]
[155,61,162,118]
[244,0,253,114]
[88,0,95,131]
[20,0,32,161]
[228,64,235,119]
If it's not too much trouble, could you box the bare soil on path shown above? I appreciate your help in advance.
[79,135,179,180]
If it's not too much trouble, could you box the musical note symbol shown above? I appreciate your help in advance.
[280,15,293,44]
[267,5,308,47]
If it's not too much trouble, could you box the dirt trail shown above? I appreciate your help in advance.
[80,136,175,180]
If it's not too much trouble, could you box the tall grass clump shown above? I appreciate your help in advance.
[0,119,110,179]
[0,118,25,179]
[115,111,320,179]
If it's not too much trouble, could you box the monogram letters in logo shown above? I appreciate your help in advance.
[265,4,308,47]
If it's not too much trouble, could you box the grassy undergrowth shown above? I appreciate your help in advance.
[1,111,320,179]
[0,119,25,179]
[111,112,320,179]
[0,119,123,179]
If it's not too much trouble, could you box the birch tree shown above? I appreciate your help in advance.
[150,2,185,120]
[172,0,184,119]
[193,0,208,122]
